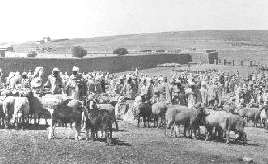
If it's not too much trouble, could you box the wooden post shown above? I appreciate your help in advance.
[232,60,235,66]
[240,60,244,66]
[224,59,227,65]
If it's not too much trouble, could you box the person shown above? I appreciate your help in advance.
[0,68,5,90]
[44,67,64,94]
[87,75,96,94]
[27,70,34,81]
[200,81,208,107]
[100,75,106,93]
[31,67,45,94]
[67,66,86,100]
[158,77,172,103]
[208,80,217,107]
[94,74,103,94]
[170,79,180,104]
[139,78,147,96]
[121,76,135,100]
[132,76,139,97]
[115,76,124,95]
[146,78,154,101]
[21,72,31,89]
[263,88,268,105]
[185,82,196,108]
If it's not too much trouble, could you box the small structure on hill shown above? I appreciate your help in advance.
[36,37,51,44]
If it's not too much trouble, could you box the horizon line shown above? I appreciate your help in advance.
[2,29,268,44]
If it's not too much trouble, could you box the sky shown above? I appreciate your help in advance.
[0,0,268,43]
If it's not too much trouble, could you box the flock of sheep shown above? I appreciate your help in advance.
[0,91,267,146]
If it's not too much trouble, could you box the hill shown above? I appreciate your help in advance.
[13,30,268,63]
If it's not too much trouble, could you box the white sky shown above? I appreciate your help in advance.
[0,0,268,42]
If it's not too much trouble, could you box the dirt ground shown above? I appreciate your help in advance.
[0,121,267,164]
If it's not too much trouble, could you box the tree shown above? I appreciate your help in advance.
[27,51,37,57]
[113,48,128,56]
[71,46,87,58]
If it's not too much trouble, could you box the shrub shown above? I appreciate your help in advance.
[71,46,87,58]
[113,48,128,56]
[27,51,37,57]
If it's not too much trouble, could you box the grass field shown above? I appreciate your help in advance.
[0,121,267,164]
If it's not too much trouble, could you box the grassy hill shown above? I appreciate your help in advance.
[13,30,268,63]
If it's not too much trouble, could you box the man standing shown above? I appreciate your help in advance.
[200,81,208,106]
[67,66,86,100]
[44,67,64,95]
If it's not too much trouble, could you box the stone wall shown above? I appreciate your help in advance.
[0,53,191,77]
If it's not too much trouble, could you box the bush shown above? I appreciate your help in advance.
[71,46,87,58]
[113,48,128,56]
[27,51,37,57]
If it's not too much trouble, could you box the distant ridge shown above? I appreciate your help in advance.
[13,30,268,54]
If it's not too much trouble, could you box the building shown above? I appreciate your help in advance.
[43,37,51,43]
[188,50,219,64]
[36,37,51,44]
[0,48,6,57]
[0,45,13,57]
[208,51,219,64]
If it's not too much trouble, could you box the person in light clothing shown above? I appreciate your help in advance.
[44,67,64,95]
[200,81,208,107]
[31,67,45,94]
[185,82,196,109]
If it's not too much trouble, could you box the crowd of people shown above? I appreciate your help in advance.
[0,66,267,111]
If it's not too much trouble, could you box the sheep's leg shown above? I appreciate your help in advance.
[4,114,9,129]
[91,129,96,141]
[225,129,230,144]
[21,113,25,130]
[114,115,119,131]
[143,116,146,127]
[153,115,156,128]
[48,114,56,139]
[147,116,150,128]
[170,124,174,137]
[85,128,90,141]
[174,124,179,138]
[74,121,82,140]
[205,127,210,141]
[106,126,112,145]
[183,123,189,138]
[156,116,159,128]
[15,117,19,130]
[137,116,140,127]
[34,112,39,127]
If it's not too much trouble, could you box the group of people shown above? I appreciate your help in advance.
[108,68,268,111]
[0,66,267,111]
[0,66,88,100]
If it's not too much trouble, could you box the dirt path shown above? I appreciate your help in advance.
[0,122,267,164]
